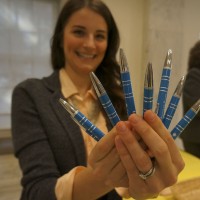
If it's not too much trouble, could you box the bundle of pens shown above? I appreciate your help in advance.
[59,48,200,142]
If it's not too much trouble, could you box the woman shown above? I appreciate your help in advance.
[11,0,184,199]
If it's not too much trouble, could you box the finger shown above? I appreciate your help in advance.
[89,126,117,163]
[115,135,167,199]
[128,114,178,184]
[105,161,128,187]
[144,110,185,172]
[116,121,152,174]
[91,147,120,181]
[128,114,170,158]
[115,135,144,183]
[115,135,158,198]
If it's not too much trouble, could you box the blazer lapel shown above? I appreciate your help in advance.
[43,71,87,165]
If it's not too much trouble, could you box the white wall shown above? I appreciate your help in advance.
[143,0,200,149]
[104,0,145,114]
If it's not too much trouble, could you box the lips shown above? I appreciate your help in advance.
[76,51,96,59]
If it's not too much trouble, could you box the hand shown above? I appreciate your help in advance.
[88,126,129,188]
[115,110,185,199]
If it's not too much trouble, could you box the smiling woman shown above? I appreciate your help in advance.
[10,0,185,200]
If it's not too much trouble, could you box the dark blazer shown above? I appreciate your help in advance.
[11,70,121,200]
[180,68,200,143]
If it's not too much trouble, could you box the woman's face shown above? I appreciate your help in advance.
[63,7,108,76]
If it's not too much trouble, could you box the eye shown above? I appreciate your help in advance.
[73,29,85,37]
[95,33,107,41]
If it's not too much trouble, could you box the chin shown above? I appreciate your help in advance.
[80,65,98,73]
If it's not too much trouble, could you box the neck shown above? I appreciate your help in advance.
[64,68,92,98]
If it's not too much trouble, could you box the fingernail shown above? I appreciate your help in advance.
[129,114,140,124]
[145,110,156,122]
[116,122,127,132]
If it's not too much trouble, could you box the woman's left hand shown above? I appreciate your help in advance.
[115,110,185,199]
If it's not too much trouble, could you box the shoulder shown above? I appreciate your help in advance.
[14,77,42,89]
[12,77,45,100]
[13,71,59,94]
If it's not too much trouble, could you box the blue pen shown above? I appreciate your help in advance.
[143,62,153,114]
[171,98,200,139]
[162,76,185,129]
[90,72,120,126]
[119,48,136,116]
[156,49,173,119]
[59,98,105,141]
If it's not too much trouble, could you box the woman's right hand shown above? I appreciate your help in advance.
[88,125,129,188]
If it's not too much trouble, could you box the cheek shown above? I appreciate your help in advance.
[63,33,80,50]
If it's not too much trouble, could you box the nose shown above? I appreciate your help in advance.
[83,35,96,49]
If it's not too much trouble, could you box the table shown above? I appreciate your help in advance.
[124,150,200,200]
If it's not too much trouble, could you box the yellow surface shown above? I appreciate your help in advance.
[124,150,200,200]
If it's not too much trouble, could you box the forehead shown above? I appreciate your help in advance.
[66,7,108,31]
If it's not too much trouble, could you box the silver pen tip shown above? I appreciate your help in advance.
[144,62,153,88]
[173,75,185,97]
[59,98,76,115]
[119,48,129,72]
[164,49,172,69]
[192,98,200,113]
[90,72,105,96]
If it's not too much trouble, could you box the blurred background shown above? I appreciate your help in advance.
[0,0,200,199]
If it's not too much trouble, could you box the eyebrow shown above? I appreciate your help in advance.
[72,25,107,34]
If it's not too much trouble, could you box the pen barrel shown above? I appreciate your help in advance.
[121,72,136,116]
[74,112,105,141]
[143,87,153,113]
[99,93,120,126]
[170,109,196,139]
[162,96,180,129]
[157,68,171,119]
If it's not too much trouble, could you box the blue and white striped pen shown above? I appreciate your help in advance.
[162,76,185,129]
[90,72,120,126]
[156,49,173,120]
[143,62,153,114]
[59,98,105,141]
[119,48,136,116]
[171,98,200,139]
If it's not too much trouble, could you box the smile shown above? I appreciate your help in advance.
[76,52,96,59]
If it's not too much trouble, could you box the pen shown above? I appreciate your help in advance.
[171,98,200,139]
[143,62,153,114]
[90,72,120,126]
[59,98,105,141]
[119,48,136,115]
[162,76,185,129]
[156,49,173,119]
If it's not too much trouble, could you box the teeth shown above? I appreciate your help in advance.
[78,52,95,58]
